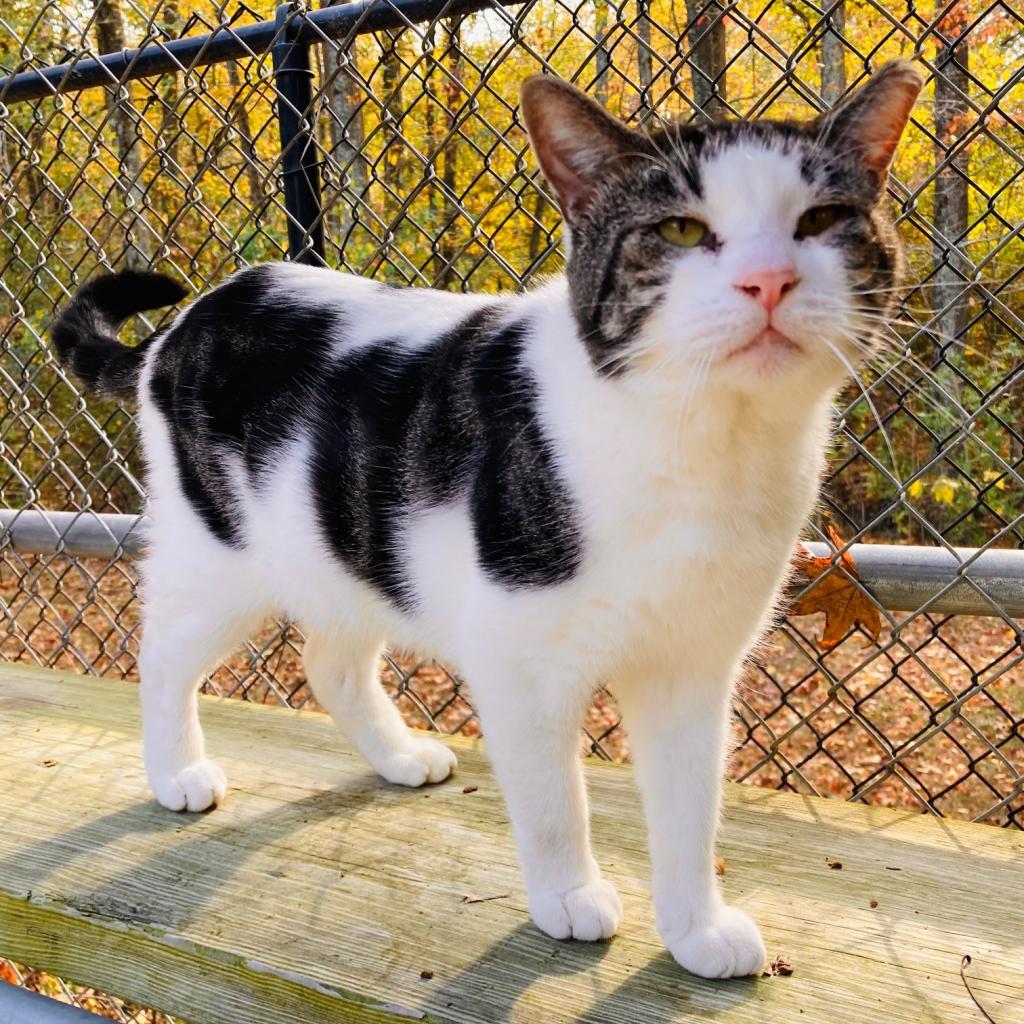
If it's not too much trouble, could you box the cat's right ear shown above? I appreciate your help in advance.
[816,60,924,182]
[520,75,642,225]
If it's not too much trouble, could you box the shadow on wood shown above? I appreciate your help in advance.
[0,663,1021,1022]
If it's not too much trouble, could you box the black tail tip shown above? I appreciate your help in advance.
[82,271,189,322]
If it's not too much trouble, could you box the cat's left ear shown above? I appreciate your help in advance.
[520,75,643,224]
[817,60,924,180]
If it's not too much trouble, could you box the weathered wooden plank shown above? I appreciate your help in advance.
[0,662,1021,1023]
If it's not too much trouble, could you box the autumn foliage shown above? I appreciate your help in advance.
[791,525,882,650]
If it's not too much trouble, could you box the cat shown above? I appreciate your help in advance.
[51,60,922,979]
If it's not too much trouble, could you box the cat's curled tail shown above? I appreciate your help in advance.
[52,270,187,399]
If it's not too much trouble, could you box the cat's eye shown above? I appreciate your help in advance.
[795,204,853,239]
[657,217,710,248]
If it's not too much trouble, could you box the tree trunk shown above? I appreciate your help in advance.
[378,30,407,245]
[821,0,846,104]
[434,21,462,289]
[92,0,149,269]
[636,0,653,120]
[226,61,266,220]
[594,0,611,107]
[155,3,182,226]
[933,9,970,370]
[684,0,728,119]
[320,1,368,251]
[527,192,551,270]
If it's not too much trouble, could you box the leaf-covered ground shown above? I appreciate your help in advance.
[3,553,1020,823]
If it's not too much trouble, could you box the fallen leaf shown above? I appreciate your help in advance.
[461,893,510,905]
[714,855,726,876]
[792,524,881,649]
[763,954,793,977]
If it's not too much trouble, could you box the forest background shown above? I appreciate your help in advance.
[0,0,1022,824]
[2,0,1022,548]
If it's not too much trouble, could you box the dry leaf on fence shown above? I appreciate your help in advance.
[791,525,881,649]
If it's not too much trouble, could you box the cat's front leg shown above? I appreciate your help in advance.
[469,669,621,942]
[617,668,766,978]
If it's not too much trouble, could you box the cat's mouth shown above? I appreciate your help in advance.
[726,327,801,363]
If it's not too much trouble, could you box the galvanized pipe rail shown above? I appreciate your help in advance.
[0,0,524,264]
[0,981,105,1022]
[2,510,1022,618]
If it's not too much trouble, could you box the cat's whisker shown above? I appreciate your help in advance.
[671,350,714,484]
[829,327,1024,490]
[823,337,900,476]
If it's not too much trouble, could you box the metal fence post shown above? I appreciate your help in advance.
[272,3,326,266]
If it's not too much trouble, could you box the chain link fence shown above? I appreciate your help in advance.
[2,0,1022,1014]
[2,0,1023,846]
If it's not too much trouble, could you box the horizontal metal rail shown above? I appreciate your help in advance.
[0,510,147,558]
[801,541,1024,619]
[2,510,1022,618]
[0,982,105,1022]
[0,0,525,105]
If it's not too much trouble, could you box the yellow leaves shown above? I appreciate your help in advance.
[982,469,1006,492]
[931,478,959,505]
[791,524,881,650]
[906,477,964,505]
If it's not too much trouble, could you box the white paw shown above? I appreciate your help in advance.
[530,879,622,942]
[150,759,227,813]
[377,738,457,787]
[665,905,766,979]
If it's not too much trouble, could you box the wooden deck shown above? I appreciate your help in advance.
[0,662,1021,1023]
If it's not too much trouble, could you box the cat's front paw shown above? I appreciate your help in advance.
[530,879,622,942]
[377,738,456,787]
[664,905,766,979]
[149,759,227,812]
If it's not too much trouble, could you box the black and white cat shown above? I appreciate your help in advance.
[53,61,922,978]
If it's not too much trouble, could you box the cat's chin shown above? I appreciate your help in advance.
[726,327,801,363]
[721,327,803,377]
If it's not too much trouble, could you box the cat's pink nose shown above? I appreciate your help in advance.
[734,267,800,313]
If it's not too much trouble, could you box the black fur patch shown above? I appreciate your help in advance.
[311,311,582,606]
[469,321,582,589]
[147,274,583,605]
[148,266,336,543]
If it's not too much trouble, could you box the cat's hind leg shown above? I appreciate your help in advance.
[302,629,456,786]
[138,577,263,813]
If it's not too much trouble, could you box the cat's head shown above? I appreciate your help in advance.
[520,63,923,399]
